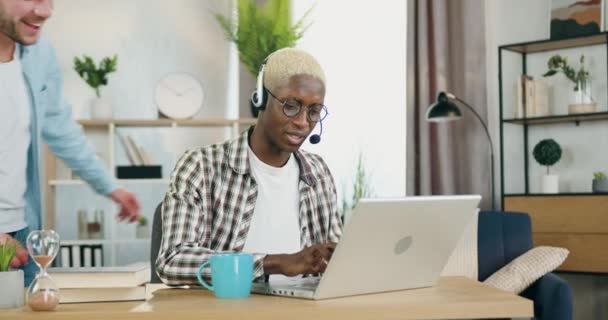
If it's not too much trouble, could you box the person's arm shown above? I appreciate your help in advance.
[40,45,140,221]
[155,150,266,285]
[40,45,115,196]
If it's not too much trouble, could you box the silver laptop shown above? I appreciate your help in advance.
[251,195,481,300]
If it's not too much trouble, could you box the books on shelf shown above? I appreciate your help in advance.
[118,133,155,166]
[514,75,549,118]
[58,244,103,268]
[48,262,150,289]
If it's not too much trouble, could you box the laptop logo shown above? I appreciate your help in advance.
[394,236,413,255]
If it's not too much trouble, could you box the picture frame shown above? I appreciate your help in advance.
[550,0,604,40]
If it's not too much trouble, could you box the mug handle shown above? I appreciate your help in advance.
[197,262,214,291]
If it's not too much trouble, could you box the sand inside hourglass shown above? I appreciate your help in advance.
[33,255,53,267]
[28,291,60,311]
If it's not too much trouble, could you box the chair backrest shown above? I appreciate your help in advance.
[477,211,533,281]
[150,203,163,283]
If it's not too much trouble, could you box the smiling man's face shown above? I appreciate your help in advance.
[0,0,53,45]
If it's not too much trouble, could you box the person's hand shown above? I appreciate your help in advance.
[0,233,29,268]
[109,188,141,223]
[280,243,337,277]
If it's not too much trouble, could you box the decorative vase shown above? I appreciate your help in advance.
[136,225,149,239]
[592,179,608,193]
[568,78,597,114]
[541,174,559,194]
[0,270,25,309]
[90,97,113,119]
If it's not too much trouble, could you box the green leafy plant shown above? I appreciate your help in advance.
[214,0,313,77]
[0,240,17,272]
[341,153,374,219]
[593,171,607,181]
[73,55,118,98]
[138,216,148,227]
[543,54,590,91]
[532,139,562,174]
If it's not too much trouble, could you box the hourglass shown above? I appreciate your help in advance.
[26,230,61,311]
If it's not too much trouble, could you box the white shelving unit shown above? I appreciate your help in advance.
[45,118,257,266]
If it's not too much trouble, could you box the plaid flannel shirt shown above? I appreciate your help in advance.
[156,127,343,285]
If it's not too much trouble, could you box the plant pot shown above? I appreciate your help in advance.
[90,97,113,119]
[568,78,596,114]
[541,174,559,193]
[592,179,608,193]
[0,270,25,308]
[136,225,149,239]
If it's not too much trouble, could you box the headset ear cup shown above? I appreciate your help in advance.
[260,89,268,110]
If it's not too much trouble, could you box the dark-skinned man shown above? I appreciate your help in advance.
[156,48,341,285]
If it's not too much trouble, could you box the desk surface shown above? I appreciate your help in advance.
[1,277,533,320]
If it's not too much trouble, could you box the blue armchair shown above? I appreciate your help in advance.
[478,211,573,320]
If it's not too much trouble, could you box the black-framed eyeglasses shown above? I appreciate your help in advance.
[267,89,328,123]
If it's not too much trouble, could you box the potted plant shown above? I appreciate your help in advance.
[214,0,312,117]
[73,54,118,119]
[532,139,562,193]
[592,171,608,193]
[136,216,149,239]
[0,240,25,308]
[341,153,374,225]
[543,54,596,114]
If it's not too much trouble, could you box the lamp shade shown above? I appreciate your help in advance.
[426,92,462,122]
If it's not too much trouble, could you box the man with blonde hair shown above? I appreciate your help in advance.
[157,47,341,285]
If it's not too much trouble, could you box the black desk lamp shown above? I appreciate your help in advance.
[426,92,496,210]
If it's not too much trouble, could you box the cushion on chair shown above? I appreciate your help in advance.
[483,246,569,294]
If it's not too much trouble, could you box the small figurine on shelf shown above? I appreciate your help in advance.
[136,216,149,239]
[592,171,608,193]
[533,139,562,194]
[73,54,118,119]
[543,54,596,114]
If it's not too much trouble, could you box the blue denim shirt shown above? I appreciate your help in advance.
[19,38,115,231]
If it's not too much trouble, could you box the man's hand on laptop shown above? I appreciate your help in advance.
[264,243,337,277]
[0,233,29,268]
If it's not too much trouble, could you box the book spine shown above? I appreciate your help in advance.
[94,246,103,267]
[83,247,93,267]
[60,246,71,267]
[72,245,81,268]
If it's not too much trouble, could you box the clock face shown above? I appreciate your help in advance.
[155,73,204,119]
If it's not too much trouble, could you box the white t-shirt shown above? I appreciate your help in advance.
[243,145,302,274]
[0,44,30,233]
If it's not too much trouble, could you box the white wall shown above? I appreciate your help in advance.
[486,0,608,194]
[292,1,407,202]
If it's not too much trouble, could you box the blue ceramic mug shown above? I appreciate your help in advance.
[196,253,254,298]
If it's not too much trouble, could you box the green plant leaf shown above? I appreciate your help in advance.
[542,70,557,77]
[214,0,313,77]
[73,54,118,97]
[0,240,16,272]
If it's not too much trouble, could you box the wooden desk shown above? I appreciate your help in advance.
[1,277,533,320]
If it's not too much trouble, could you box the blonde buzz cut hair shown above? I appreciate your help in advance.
[263,47,326,93]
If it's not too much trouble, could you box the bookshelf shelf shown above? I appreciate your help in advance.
[77,118,257,128]
[50,179,170,186]
[502,111,608,125]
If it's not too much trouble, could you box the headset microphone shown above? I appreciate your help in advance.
[309,119,323,144]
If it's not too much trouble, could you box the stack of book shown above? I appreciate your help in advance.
[514,75,550,118]
[48,262,151,303]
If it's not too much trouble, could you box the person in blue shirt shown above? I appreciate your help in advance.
[0,0,141,285]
